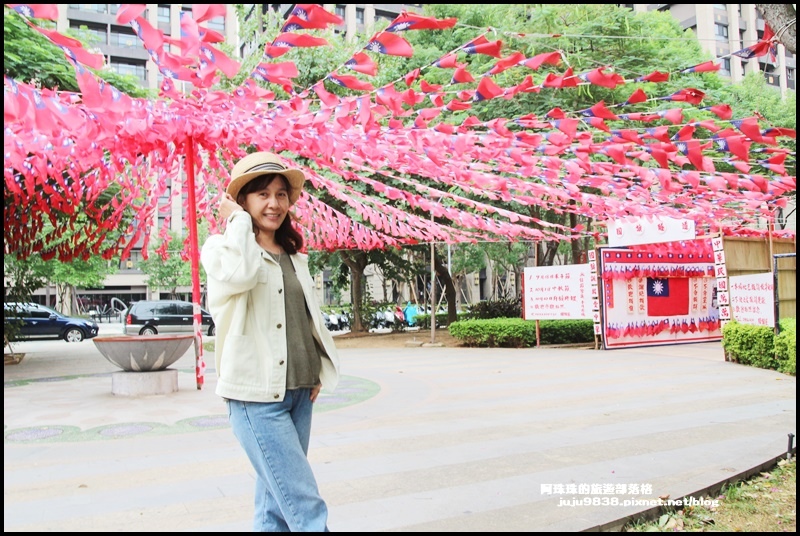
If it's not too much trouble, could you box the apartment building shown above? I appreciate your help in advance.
[628,4,795,95]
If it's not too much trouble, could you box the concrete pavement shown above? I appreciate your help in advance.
[4,325,796,532]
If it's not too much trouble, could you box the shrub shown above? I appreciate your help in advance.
[465,298,521,320]
[414,312,467,329]
[721,320,778,370]
[774,318,796,375]
[448,318,594,348]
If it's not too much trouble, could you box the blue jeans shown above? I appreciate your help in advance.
[227,390,329,532]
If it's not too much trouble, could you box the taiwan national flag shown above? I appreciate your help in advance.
[646,278,689,316]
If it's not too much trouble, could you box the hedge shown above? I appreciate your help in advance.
[721,318,796,375]
[448,318,595,348]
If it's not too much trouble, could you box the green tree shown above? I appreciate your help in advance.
[139,227,209,300]
[4,7,150,97]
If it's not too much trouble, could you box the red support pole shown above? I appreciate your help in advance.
[185,137,205,390]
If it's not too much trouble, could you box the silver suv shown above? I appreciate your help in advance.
[123,300,215,336]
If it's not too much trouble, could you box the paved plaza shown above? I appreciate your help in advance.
[4,325,796,532]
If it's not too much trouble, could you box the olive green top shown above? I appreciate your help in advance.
[270,252,321,390]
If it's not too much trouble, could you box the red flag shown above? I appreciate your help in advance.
[366,32,413,57]
[542,68,577,88]
[31,25,105,69]
[384,11,457,32]
[474,76,504,101]
[582,67,625,89]
[345,52,378,76]
[647,278,689,316]
[462,35,503,58]
[8,4,59,20]
[193,4,227,23]
[131,16,165,51]
[625,88,647,104]
[680,60,720,74]
[328,73,374,92]
[420,79,442,93]
[281,4,342,31]
[669,88,705,104]
[313,81,339,107]
[446,98,471,112]
[636,70,670,83]
[115,4,146,24]
[451,65,474,84]
[178,11,202,57]
[521,51,562,70]
[198,43,240,79]
[709,104,733,119]
[266,33,329,58]
[436,53,458,69]
[488,52,525,75]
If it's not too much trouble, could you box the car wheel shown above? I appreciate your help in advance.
[64,328,85,342]
[140,326,158,336]
[208,324,216,336]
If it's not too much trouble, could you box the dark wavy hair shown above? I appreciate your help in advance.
[235,174,303,254]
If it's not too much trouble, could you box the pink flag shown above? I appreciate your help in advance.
[384,11,457,32]
[345,52,378,76]
[193,4,227,23]
[366,32,413,57]
[8,4,59,20]
[521,51,562,70]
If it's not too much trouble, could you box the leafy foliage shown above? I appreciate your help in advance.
[466,297,522,319]
[3,8,150,97]
[448,317,595,347]
[721,320,782,371]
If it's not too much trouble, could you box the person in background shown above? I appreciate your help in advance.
[201,151,340,532]
[403,301,419,327]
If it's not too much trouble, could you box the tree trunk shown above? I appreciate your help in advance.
[339,250,369,332]
[433,252,457,324]
[755,4,796,54]
[570,212,582,264]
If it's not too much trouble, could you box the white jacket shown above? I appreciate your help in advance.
[200,211,340,402]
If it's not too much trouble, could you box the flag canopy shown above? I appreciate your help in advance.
[3,4,796,264]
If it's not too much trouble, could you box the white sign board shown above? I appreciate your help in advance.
[523,264,593,320]
[608,217,696,247]
[728,272,775,327]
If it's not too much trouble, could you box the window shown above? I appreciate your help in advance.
[356,8,364,25]
[71,23,107,46]
[206,16,225,32]
[335,5,345,19]
[720,57,731,75]
[110,60,146,81]
[109,29,139,48]
[69,4,108,14]
[715,23,728,40]
[158,5,170,24]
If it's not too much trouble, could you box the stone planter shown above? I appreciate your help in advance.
[93,334,195,396]
[93,334,194,372]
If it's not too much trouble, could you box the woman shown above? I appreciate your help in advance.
[201,151,340,532]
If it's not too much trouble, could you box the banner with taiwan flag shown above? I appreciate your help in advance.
[600,241,722,350]
[646,277,689,316]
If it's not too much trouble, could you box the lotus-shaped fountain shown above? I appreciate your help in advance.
[93,334,194,372]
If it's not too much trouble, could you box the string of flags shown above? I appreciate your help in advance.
[3,4,795,263]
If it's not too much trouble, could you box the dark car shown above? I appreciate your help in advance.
[124,300,215,336]
[4,302,99,342]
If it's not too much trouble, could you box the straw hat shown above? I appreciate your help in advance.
[227,152,306,205]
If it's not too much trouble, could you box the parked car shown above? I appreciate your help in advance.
[3,302,99,342]
[124,300,215,336]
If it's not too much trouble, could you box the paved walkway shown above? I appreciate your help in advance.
[4,325,796,532]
